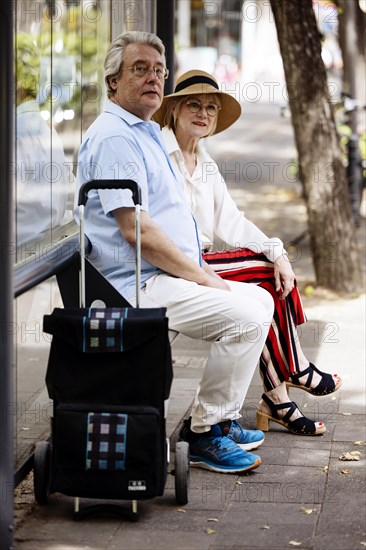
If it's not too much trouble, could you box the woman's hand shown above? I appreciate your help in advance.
[274,254,296,300]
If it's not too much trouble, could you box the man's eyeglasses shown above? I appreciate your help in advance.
[126,64,169,81]
[185,99,221,117]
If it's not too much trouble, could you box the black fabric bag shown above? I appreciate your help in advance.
[43,306,173,500]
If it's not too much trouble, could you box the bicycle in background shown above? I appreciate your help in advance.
[335,94,366,228]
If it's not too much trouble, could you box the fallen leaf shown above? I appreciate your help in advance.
[360,542,366,547]
[339,452,360,461]
[177,508,186,513]
[350,451,362,456]
[206,518,218,522]
[301,506,316,515]
[304,285,314,297]
[289,541,302,546]
[206,528,216,535]
[260,525,270,530]
[321,465,329,473]
[341,469,352,474]
[236,480,243,485]
[331,396,336,400]
[342,412,352,416]
[354,441,366,446]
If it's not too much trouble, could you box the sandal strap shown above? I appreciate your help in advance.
[290,364,314,388]
[291,363,336,395]
[282,402,298,424]
[261,393,297,423]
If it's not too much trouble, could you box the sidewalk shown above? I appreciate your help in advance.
[14,102,366,550]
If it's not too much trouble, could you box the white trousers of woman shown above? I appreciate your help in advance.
[131,274,274,433]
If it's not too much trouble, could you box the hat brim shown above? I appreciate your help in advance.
[154,84,241,135]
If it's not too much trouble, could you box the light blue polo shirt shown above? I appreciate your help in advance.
[75,100,201,299]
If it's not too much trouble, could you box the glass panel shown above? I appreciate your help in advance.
[80,1,111,134]
[14,0,112,470]
[126,0,156,32]
[15,4,69,254]
[14,1,113,260]
[14,279,62,468]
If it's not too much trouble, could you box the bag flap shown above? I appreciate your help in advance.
[43,307,168,353]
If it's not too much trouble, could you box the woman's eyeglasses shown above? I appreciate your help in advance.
[185,99,221,117]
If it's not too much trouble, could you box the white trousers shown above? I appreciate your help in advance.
[131,274,274,433]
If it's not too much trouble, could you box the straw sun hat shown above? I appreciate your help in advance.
[154,69,242,135]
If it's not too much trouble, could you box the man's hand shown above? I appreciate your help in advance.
[202,261,231,291]
[274,254,296,300]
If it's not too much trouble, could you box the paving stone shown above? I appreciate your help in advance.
[333,419,366,442]
[255,445,290,465]
[214,501,318,549]
[107,529,212,550]
[313,533,366,550]
[268,437,333,451]
[287,448,330,467]
[338,388,366,414]
[330,441,366,457]
[245,465,327,504]
[318,498,366,532]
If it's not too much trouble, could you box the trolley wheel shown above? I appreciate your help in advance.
[174,441,190,505]
[33,441,52,505]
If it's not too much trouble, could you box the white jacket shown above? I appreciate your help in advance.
[162,127,286,263]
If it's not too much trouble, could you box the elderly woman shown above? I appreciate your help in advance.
[154,70,342,436]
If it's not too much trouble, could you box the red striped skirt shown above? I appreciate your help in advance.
[203,248,306,391]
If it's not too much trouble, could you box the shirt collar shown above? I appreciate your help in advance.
[161,126,182,155]
[104,99,161,130]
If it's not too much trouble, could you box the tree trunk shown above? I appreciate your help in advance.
[270,0,362,293]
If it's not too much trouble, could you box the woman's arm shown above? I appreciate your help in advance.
[205,154,286,262]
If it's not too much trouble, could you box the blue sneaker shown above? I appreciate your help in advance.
[228,420,265,451]
[179,419,261,474]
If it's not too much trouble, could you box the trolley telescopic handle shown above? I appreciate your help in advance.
[78,179,142,207]
[78,179,142,309]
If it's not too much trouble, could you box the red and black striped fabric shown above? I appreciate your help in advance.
[203,248,306,391]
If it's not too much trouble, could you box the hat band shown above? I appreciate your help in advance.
[174,75,219,94]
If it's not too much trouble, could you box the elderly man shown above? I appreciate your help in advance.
[75,31,274,474]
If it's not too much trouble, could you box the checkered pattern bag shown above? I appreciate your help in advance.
[84,309,126,353]
[86,412,127,471]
